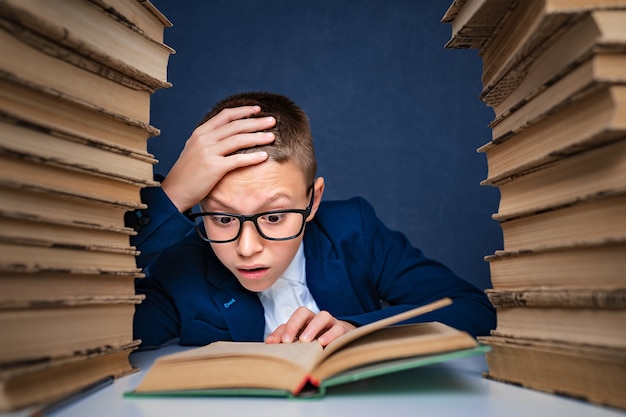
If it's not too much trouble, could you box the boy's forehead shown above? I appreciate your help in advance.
[212,160,309,198]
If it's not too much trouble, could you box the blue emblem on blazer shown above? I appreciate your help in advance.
[224,298,236,308]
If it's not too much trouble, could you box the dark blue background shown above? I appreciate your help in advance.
[148,0,502,290]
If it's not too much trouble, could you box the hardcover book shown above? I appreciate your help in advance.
[127,298,488,399]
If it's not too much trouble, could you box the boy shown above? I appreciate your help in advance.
[129,92,496,349]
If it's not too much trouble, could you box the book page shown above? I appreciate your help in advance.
[312,322,477,382]
[154,340,324,374]
[319,298,452,362]
[148,298,452,381]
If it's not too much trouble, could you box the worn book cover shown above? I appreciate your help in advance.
[126,298,489,399]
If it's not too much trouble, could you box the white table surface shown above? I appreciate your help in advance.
[7,342,626,417]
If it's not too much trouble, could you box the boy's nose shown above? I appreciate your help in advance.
[236,221,264,257]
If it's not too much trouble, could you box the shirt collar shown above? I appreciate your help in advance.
[277,241,306,285]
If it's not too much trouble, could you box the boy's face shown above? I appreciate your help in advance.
[201,160,324,293]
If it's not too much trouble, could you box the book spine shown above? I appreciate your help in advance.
[0,0,173,90]
[486,289,626,309]
[0,25,151,124]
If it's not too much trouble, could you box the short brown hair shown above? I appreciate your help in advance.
[200,92,317,186]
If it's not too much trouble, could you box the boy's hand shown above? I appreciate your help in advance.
[265,307,356,347]
[161,106,276,212]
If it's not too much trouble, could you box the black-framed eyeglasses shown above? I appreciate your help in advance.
[189,187,315,243]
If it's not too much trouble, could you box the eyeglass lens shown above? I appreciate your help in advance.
[197,211,306,242]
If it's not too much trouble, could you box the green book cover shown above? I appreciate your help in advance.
[125,299,489,399]
[124,345,490,400]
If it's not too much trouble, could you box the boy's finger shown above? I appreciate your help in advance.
[223,151,269,173]
[215,116,276,143]
[196,109,274,140]
[197,105,262,131]
[317,324,346,346]
[265,324,286,344]
[281,308,314,343]
[218,131,275,157]
[298,311,334,343]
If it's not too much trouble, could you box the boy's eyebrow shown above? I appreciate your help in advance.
[203,192,294,213]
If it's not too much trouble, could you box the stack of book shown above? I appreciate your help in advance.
[443,0,626,410]
[0,0,172,411]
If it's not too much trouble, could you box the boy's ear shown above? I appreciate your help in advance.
[307,177,325,221]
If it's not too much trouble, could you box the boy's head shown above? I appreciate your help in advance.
[197,92,325,293]
[200,91,317,186]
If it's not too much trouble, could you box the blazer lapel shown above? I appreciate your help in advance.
[204,252,265,342]
[211,286,265,342]
[304,228,365,316]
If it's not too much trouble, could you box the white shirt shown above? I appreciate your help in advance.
[257,243,320,339]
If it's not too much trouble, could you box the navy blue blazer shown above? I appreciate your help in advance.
[130,187,496,349]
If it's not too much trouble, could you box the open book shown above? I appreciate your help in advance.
[127,298,487,398]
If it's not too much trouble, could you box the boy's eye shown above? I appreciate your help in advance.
[211,215,236,226]
[261,213,285,224]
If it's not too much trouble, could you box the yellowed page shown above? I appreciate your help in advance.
[312,322,477,382]
[154,340,324,374]
[319,298,453,361]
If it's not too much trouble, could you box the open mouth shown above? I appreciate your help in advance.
[237,267,269,280]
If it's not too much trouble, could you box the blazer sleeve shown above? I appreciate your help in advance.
[125,185,195,268]
[127,184,200,348]
[336,198,496,337]
[133,248,182,349]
